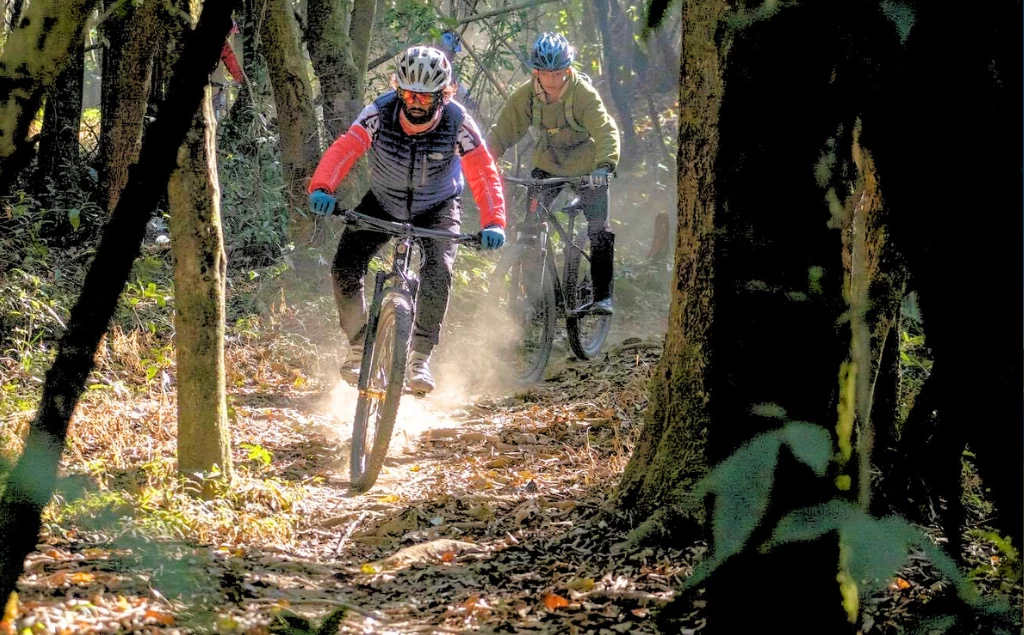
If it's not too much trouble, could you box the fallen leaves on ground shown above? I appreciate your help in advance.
[6,334,1021,634]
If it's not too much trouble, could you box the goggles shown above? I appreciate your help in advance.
[401,90,439,107]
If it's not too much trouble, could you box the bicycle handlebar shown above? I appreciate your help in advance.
[338,209,481,246]
[502,175,592,187]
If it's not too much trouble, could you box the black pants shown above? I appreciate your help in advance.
[526,168,615,302]
[332,192,461,356]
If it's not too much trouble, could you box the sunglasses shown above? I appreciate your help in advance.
[401,90,438,107]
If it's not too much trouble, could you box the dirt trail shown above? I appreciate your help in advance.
[9,334,698,634]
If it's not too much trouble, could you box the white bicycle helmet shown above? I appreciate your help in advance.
[394,46,452,93]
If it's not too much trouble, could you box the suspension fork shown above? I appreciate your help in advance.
[357,271,388,392]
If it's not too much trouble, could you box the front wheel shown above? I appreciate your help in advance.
[350,293,413,492]
[565,242,611,360]
[488,244,556,384]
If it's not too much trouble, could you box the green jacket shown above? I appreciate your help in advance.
[485,70,620,177]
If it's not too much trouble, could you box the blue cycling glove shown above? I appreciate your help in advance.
[481,225,505,250]
[587,166,611,188]
[309,189,336,216]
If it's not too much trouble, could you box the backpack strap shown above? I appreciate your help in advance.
[562,72,590,133]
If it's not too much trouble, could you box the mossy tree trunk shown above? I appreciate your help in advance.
[259,0,320,251]
[635,2,903,632]
[306,0,376,208]
[0,0,93,189]
[864,0,1022,556]
[97,0,163,214]
[168,89,233,482]
[616,0,725,539]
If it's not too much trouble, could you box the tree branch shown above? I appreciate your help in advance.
[456,0,561,26]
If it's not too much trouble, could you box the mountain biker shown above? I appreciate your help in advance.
[307,45,507,394]
[212,21,244,121]
[485,32,620,316]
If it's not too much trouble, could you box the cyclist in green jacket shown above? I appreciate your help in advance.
[486,32,620,315]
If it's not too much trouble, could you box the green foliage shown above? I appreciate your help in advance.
[879,0,915,44]
[218,113,289,270]
[686,421,832,586]
[117,254,176,335]
[241,442,273,469]
[44,456,306,545]
[699,433,781,565]
[689,421,1017,632]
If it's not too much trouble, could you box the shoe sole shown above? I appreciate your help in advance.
[406,382,435,396]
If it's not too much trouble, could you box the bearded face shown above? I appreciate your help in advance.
[400,90,441,124]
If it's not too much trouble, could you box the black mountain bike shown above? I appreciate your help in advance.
[488,176,612,384]
[339,209,481,492]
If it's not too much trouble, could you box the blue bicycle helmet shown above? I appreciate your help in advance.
[440,31,462,54]
[531,32,573,71]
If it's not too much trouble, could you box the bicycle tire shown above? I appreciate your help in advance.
[488,244,556,384]
[565,241,612,360]
[350,293,413,492]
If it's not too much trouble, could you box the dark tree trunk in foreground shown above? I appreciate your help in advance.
[865,0,1023,555]
[0,0,239,607]
[635,2,902,632]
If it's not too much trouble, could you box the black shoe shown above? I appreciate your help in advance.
[573,298,613,316]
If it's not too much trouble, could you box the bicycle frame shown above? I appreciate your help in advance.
[337,210,479,394]
[356,236,419,396]
[505,177,593,319]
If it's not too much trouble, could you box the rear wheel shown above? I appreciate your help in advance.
[488,244,556,384]
[566,241,611,360]
[350,294,412,492]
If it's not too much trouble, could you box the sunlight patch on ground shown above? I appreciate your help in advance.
[320,379,479,459]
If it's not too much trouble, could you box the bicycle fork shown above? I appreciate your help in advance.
[357,272,387,397]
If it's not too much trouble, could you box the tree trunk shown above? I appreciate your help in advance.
[307,0,356,140]
[219,0,261,135]
[0,0,93,190]
[868,299,904,516]
[259,0,320,248]
[865,0,1023,554]
[36,39,85,218]
[97,0,162,214]
[638,2,908,631]
[168,88,233,482]
[0,0,238,607]
[348,0,376,85]
[306,0,375,207]
[596,0,641,168]
[616,0,722,538]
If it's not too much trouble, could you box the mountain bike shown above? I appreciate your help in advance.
[488,176,612,384]
[338,209,481,492]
